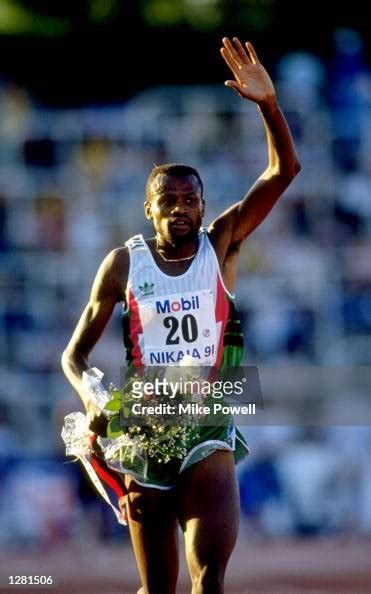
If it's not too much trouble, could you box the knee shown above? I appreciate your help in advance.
[191,565,224,594]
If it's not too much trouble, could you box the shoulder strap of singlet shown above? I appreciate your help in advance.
[201,226,236,300]
[125,234,147,252]
[126,230,208,249]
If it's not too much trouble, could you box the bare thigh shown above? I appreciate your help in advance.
[177,450,240,594]
[124,475,179,594]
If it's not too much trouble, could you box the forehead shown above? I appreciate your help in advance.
[151,173,202,196]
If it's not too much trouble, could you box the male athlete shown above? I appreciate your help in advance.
[62,37,300,594]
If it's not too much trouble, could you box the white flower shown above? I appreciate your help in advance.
[179,355,198,367]
[181,356,202,377]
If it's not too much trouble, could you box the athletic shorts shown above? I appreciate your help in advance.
[104,423,249,490]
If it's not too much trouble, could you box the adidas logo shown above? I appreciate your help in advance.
[139,282,155,296]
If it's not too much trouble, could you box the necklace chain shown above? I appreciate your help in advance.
[156,241,197,262]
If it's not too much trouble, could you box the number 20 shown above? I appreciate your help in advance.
[164,314,198,344]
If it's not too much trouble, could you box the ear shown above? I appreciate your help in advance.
[201,198,205,218]
[144,200,152,220]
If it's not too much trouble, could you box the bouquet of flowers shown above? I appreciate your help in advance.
[101,371,201,466]
[78,365,203,470]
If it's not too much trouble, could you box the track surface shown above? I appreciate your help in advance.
[1,537,371,594]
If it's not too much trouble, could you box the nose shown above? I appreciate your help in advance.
[171,203,187,216]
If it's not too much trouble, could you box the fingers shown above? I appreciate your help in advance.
[245,41,259,64]
[224,80,239,90]
[220,37,260,70]
[222,37,243,70]
[224,80,246,98]
[232,37,250,64]
[220,47,239,75]
[86,401,101,427]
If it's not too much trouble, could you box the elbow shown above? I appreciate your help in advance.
[286,158,301,181]
[61,345,87,375]
[61,349,69,372]
[293,158,301,176]
[61,348,73,374]
[278,158,301,185]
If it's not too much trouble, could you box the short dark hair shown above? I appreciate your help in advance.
[146,163,203,201]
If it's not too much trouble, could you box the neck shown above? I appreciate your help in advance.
[156,236,198,262]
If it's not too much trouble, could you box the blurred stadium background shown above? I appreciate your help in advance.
[1,1,371,592]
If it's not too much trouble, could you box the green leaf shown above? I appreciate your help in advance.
[107,415,124,438]
[103,390,122,412]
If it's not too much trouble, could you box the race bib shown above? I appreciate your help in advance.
[138,289,217,365]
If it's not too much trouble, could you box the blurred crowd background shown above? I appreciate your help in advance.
[1,0,371,550]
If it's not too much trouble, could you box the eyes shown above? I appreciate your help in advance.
[159,196,199,209]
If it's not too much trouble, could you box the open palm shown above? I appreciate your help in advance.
[221,37,275,103]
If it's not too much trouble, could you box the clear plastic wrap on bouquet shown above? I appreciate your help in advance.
[82,367,113,416]
[98,434,149,479]
[61,411,93,458]
[61,411,126,525]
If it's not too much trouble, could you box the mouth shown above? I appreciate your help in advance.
[169,218,192,230]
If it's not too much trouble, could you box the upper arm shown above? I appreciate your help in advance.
[233,172,293,242]
[208,171,296,261]
[64,247,128,359]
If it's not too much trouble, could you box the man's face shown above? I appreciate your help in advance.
[144,174,205,244]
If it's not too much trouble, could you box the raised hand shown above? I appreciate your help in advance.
[220,37,276,104]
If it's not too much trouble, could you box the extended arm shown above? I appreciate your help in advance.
[61,248,127,416]
[208,37,301,258]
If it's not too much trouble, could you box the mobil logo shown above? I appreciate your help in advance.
[156,295,200,314]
